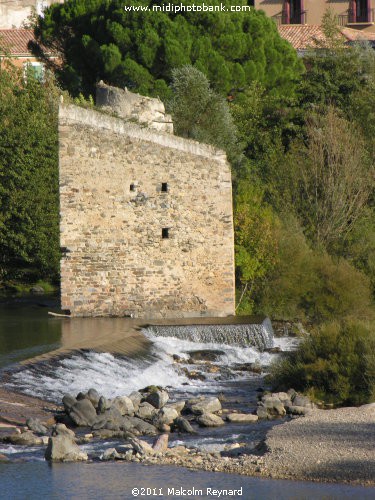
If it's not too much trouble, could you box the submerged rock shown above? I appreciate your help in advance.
[101,447,123,461]
[187,350,225,362]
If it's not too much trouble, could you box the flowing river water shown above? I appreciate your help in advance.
[0,296,374,499]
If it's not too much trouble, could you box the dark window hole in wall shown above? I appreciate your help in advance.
[162,228,169,239]
[161,182,168,192]
[130,183,136,191]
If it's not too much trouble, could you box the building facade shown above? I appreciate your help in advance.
[59,87,235,318]
[255,1,375,33]
[0,0,63,29]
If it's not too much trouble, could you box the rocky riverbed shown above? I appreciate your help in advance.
[1,384,374,486]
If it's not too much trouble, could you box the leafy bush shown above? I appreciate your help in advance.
[269,319,375,405]
[257,216,374,323]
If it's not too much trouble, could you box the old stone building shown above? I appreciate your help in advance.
[59,85,235,318]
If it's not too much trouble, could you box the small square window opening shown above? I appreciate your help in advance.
[162,228,169,239]
[130,183,136,191]
[161,182,168,192]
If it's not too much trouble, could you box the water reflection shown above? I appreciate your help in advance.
[1,462,374,500]
[0,299,61,367]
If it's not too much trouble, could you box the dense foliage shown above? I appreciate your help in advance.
[0,62,59,283]
[33,0,303,99]
[269,320,375,405]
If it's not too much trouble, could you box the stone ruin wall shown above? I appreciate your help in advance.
[59,98,235,318]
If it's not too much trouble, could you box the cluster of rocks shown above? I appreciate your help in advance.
[257,390,315,419]
[0,385,315,464]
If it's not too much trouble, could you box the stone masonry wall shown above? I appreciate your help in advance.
[59,104,235,318]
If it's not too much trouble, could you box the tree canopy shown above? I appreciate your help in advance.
[0,63,59,283]
[33,0,304,98]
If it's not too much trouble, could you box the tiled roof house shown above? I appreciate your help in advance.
[255,1,375,51]
[0,28,56,78]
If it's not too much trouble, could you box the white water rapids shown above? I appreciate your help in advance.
[6,321,298,402]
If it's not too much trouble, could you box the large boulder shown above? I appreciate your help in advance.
[45,435,88,462]
[260,396,286,417]
[87,388,100,408]
[128,391,142,411]
[128,417,157,436]
[166,401,185,414]
[51,423,76,439]
[146,390,169,409]
[155,407,178,425]
[190,397,222,415]
[136,402,157,420]
[111,396,135,416]
[226,413,258,423]
[69,399,97,427]
[62,394,76,413]
[196,413,225,427]
[97,396,108,414]
[26,417,48,435]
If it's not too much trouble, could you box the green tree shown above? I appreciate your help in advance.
[234,179,279,313]
[0,62,59,282]
[169,66,243,167]
[33,0,303,99]
[268,107,373,249]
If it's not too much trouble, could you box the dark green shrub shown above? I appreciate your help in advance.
[269,319,375,405]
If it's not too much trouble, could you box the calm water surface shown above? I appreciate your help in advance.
[1,462,375,500]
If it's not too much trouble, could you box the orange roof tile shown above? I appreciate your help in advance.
[340,27,375,41]
[278,25,327,51]
[0,29,37,56]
